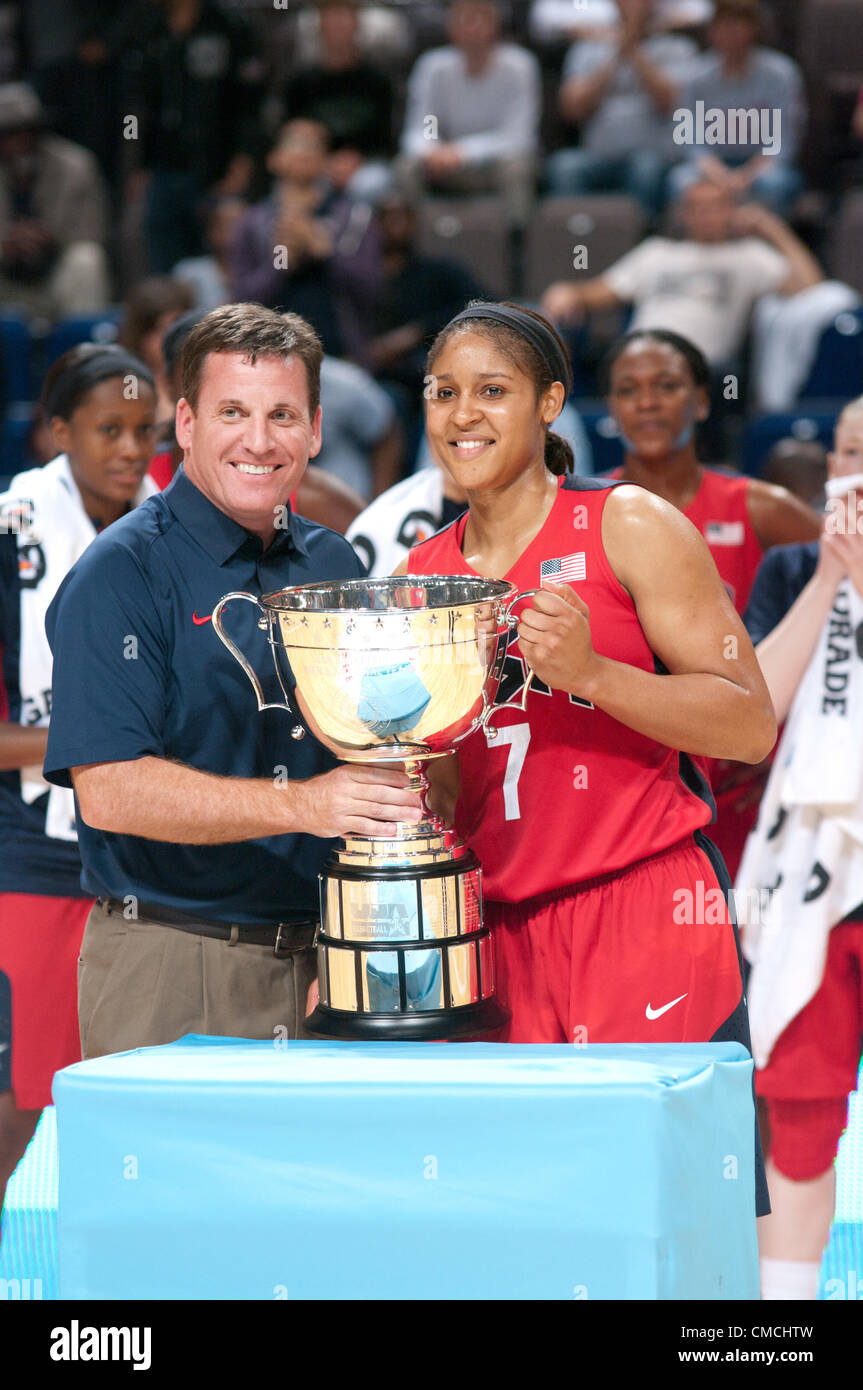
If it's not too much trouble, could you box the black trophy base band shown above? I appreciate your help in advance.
[305,997,510,1041]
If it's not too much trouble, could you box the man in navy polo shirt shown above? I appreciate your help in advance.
[44,303,422,1059]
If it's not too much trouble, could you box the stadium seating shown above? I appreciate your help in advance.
[523,195,645,304]
[0,312,35,403]
[740,406,841,477]
[417,197,512,299]
[43,311,122,368]
[800,308,863,401]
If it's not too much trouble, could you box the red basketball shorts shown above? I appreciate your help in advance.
[755,918,863,1181]
[486,834,746,1045]
[0,892,92,1110]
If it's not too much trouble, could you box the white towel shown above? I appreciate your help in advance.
[0,454,156,840]
[736,576,863,1067]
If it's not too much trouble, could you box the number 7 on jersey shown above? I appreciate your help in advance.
[486,722,531,821]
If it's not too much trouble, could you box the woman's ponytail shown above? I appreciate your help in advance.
[545,430,574,477]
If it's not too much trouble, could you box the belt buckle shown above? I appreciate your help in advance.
[274,922,319,958]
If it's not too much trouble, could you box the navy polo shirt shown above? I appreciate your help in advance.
[44,468,364,924]
[743,540,819,646]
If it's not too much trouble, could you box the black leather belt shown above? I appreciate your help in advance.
[98,897,319,957]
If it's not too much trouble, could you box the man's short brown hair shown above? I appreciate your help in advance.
[180,302,324,416]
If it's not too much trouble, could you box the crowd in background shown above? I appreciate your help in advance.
[0,0,860,503]
[1,0,863,1301]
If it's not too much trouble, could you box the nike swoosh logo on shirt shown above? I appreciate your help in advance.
[645,993,688,1020]
[192,612,212,626]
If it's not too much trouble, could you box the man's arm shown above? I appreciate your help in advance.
[540,275,625,326]
[516,486,776,762]
[72,756,422,843]
[733,204,822,297]
[559,56,619,125]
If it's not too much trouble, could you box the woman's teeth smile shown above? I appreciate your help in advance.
[451,439,494,458]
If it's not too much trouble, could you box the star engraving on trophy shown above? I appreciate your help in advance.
[428,613,437,625]
[323,617,332,629]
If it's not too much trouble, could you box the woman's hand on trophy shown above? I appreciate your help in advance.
[516,581,599,699]
[295,765,424,840]
[306,977,319,1019]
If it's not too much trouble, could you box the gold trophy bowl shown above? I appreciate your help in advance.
[212,576,538,1039]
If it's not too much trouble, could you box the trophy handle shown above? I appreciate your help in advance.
[480,587,542,739]
[211,591,296,716]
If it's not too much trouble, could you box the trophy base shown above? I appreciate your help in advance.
[305,996,509,1041]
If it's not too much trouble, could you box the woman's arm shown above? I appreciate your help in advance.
[753,528,863,724]
[0,724,48,772]
[516,486,776,762]
[746,478,821,549]
[425,752,460,829]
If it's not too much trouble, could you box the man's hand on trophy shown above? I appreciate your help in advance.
[516,581,598,700]
[295,764,424,840]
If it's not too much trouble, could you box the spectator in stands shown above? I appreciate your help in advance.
[0,82,110,319]
[123,0,265,273]
[546,0,696,215]
[229,119,379,360]
[283,0,395,203]
[361,193,487,445]
[762,439,827,512]
[541,180,845,410]
[172,195,246,313]
[737,396,863,1300]
[119,276,195,432]
[529,0,714,43]
[397,0,541,229]
[668,0,806,216]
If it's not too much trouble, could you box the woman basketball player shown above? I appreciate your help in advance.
[401,302,775,1211]
[601,329,820,877]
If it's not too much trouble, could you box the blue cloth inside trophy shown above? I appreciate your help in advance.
[357,662,432,737]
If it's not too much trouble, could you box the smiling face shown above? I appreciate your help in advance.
[175,351,322,541]
[606,340,708,461]
[425,330,563,493]
[52,375,156,521]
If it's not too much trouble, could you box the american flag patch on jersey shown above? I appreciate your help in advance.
[705,521,744,546]
[540,552,586,583]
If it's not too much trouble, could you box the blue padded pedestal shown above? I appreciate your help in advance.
[54,1038,759,1300]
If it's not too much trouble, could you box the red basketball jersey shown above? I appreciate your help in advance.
[409,480,713,902]
[608,466,763,615]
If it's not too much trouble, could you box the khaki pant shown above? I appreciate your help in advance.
[394,154,537,229]
[78,900,318,1060]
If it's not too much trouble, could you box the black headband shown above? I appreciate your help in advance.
[446,303,573,395]
[43,347,155,420]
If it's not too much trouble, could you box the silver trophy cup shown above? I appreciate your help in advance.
[212,576,538,1039]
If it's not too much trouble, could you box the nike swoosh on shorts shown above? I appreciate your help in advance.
[645,993,688,1020]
